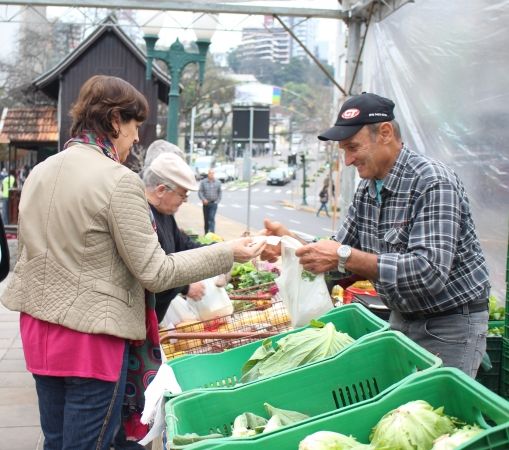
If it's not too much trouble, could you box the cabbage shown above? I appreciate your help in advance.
[369,400,456,450]
[431,425,483,450]
[299,431,373,450]
[241,321,354,382]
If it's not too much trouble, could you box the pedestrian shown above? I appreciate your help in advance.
[198,168,222,234]
[0,75,265,450]
[1,169,16,224]
[262,92,489,378]
[316,184,330,217]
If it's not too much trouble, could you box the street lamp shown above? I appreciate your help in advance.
[143,13,218,144]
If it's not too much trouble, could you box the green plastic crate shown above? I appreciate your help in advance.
[165,331,441,446]
[476,321,504,394]
[184,368,509,450]
[165,303,388,391]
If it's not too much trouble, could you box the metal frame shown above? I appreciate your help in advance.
[0,0,346,19]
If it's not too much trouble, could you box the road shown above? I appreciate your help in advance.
[189,177,339,239]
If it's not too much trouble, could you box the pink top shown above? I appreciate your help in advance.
[20,313,125,382]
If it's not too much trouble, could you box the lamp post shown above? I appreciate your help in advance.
[143,14,217,144]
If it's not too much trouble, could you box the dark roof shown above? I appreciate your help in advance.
[33,15,170,100]
[0,107,58,145]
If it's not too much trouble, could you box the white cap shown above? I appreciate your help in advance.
[149,153,199,191]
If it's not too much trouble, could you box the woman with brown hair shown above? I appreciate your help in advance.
[1,75,264,450]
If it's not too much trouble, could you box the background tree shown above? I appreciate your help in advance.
[179,57,237,160]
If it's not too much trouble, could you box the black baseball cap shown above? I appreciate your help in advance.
[318,93,395,141]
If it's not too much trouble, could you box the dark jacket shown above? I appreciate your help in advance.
[150,205,203,322]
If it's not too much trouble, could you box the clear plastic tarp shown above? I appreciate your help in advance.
[363,0,509,300]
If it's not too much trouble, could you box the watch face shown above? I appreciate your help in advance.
[339,246,351,258]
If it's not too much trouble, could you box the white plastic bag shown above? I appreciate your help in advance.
[187,276,233,321]
[160,294,199,330]
[276,236,333,327]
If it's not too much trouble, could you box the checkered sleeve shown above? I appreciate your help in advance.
[378,181,461,310]
[335,200,360,248]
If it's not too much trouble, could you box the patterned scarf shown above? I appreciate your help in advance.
[64,131,120,163]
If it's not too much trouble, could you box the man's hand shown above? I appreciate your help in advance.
[295,240,341,274]
[260,218,292,262]
[186,282,205,300]
[263,218,291,237]
[202,199,209,206]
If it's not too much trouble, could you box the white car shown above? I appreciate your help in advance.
[215,164,238,183]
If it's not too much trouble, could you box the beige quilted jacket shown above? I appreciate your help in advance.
[1,143,233,340]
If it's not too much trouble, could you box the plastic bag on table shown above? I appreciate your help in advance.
[187,276,234,321]
[276,236,333,328]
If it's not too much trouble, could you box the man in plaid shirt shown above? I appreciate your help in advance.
[263,93,490,377]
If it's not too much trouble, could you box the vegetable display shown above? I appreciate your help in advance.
[488,295,505,320]
[195,232,224,245]
[369,400,457,450]
[171,403,308,446]
[299,400,483,450]
[430,425,482,450]
[299,431,374,449]
[232,403,309,437]
[241,320,354,383]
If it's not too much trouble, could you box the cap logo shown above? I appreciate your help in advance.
[341,108,360,119]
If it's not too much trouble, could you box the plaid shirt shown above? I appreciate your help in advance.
[336,145,490,314]
[198,178,222,203]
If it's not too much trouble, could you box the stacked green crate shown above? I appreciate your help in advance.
[477,321,503,394]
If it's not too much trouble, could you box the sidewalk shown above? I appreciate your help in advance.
[0,203,247,450]
[0,273,43,450]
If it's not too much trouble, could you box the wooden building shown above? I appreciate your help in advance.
[33,15,170,151]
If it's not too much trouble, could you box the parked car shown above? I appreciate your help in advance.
[267,167,290,186]
[192,156,215,179]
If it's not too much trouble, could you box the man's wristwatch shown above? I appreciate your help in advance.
[336,245,352,273]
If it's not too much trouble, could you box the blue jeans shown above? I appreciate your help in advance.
[34,344,129,450]
[390,306,488,378]
[203,202,218,234]
[316,202,329,217]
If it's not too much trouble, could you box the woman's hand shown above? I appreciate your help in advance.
[186,281,205,300]
[229,237,266,263]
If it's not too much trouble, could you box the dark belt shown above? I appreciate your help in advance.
[400,300,488,321]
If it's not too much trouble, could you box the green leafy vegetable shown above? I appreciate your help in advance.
[263,403,309,431]
[431,425,483,450]
[231,412,267,437]
[301,270,317,282]
[231,261,256,278]
[241,322,354,383]
[299,431,374,450]
[488,326,503,336]
[171,432,224,446]
[231,403,308,437]
[488,295,505,320]
[370,400,457,450]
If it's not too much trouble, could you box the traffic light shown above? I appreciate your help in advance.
[299,154,305,164]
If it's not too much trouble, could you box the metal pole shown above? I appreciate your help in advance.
[189,105,196,165]
[167,68,181,144]
[338,8,362,227]
[302,155,308,206]
[246,106,254,232]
